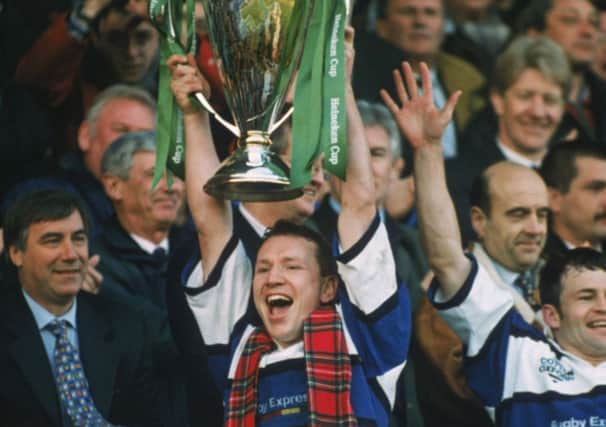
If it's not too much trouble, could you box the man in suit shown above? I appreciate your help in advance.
[540,139,606,256]
[0,83,157,236]
[413,162,551,427]
[93,130,195,425]
[397,55,606,427]
[94,130,186,309]
[0,189,165,426]
[381,61,554,425]
[371,0,487,158]
[447,36,570,242]
[518,0,606,145]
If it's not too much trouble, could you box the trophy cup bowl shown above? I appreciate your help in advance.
[194,0,315,201]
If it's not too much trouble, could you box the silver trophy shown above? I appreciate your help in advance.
[168,0,315,201]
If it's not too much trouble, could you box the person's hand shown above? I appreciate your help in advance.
[380,62,461,150]
[82,255,103,295]
[345,25,355,86]
[167,53,211,115]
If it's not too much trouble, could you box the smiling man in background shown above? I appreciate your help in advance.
[0,189,167,426]
[93,130,184,309]
[519,0,606,144]
[447,35,569,242]
[383,56,606,426]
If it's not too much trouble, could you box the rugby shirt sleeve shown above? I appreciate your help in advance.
[428,255,516,407]
[336,215,411,407]
[183,235,253,347]
[428,255,514,357]
[337,215,399,314]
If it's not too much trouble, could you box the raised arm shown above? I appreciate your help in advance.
[168,54,232,279]
[380,62,469,299]
[337,27,377,251]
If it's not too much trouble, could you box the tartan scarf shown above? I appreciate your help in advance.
[224,306,358,427]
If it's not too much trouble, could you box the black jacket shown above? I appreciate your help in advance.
[0,283,167,426]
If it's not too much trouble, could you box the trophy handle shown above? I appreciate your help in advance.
[164,1,240,137]
[268,106,294,135]
[193,92,241,138]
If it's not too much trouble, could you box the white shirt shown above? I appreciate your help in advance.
[497,139,541,169]
[130,233,169,255]
[238,204,268,237]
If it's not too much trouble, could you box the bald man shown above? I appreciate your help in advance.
[414,162,550,426]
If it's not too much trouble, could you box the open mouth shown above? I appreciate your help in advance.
[587,321,606,328]
[266,294,293,316]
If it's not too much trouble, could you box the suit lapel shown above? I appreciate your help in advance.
[4,289,62,425]
[76,294,118,417]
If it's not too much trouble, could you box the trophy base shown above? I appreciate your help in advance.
[204,142,304,202]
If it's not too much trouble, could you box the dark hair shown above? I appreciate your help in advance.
[539,139,606,194]
[540,247,606,311]
[469,169,492,216]
[259,220,338,277]
[516,0,601,33]
[516,0,553,33]
[3,190,91,253]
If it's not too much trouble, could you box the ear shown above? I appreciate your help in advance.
[320,275,339,304]
[78,122,91,153]
[9,246,24,268]
[542,304,561,330]
[102,175,124,201]
[490,91,505,116]
[548,187,563,214]
[470,206,487,238]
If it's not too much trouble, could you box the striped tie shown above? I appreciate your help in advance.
[47,319,111,427]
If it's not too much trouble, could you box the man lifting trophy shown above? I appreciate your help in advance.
[150,0,349,201]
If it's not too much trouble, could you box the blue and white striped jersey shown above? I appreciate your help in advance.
[183,215,410,427]
[429,257,606,427]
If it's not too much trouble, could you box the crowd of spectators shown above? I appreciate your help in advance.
[1,0,606,426]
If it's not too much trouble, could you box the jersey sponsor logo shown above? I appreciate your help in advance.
[551,417,606,427]
[258,392,308,416]
[538,357,575,383]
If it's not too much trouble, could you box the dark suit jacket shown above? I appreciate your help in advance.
[0,284,166,427]
[352,32,486,135]
[555,70,606,145]
[542,232,570,261]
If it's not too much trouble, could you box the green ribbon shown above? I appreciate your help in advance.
[148,0,196,188]
[291,0,347,188]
